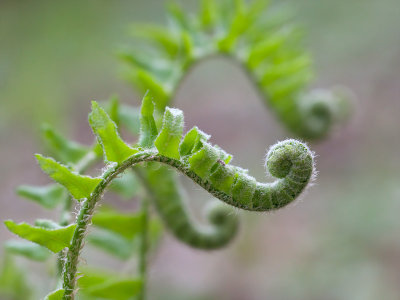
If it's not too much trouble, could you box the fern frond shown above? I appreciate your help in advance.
[6,95,316,298]
[122,0,350,139]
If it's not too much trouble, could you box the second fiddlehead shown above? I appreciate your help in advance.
[120,0,351,139]
[135,163,239,249]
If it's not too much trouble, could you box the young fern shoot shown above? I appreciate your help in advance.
[121,0,352,140]
[5,94,315,299]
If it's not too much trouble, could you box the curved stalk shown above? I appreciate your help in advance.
[62,138,314,298]
[137,196,149,300]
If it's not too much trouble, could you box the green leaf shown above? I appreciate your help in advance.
[0,255,32,300]
[35,154,101,201]
[181,31,194,61]
[92,210,143,239]
[167,3,190,30]
[138,91,158,148]
[44,289,64,300]
[34,219,61,230]
[17,184,65,209]
[4,220,76,253]
[209,164,236,194]
[149,217,163,251]
[88,230,136,260]
[179,126,210,157]
[41,123,90,164]
[78,268,142,300]
[5,240,50,261]
[188,142,220,178]
[84,279,142,299]
[131,69,169,111]
[130,24,178,57]
[109,170,140,199]
[231,173,257,209]
[154,107,184,159]
[89,101,138,163]
[200,0,217,28]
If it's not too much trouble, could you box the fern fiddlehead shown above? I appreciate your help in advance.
[121,0,350,140]
[5,96,315,298]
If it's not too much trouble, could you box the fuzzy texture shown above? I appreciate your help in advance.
[62,103,314,299]
[5,99,316,299]
[61,140,313,298]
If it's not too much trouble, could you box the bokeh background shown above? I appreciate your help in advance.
[1,0,400,299]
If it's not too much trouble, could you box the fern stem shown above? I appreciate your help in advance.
[138,196,149,300]
[56,195,73,278]
[62,139,313,298]
[62,153,155,300]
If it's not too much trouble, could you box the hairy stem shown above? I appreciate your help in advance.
[56,150,100,280]
[62,140,312,298]
[57,195,73,277]
[137,196,149,300]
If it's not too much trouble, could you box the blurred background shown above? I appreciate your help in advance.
[1,0,400,299]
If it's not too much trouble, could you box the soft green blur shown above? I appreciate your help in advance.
[1,0,400,299]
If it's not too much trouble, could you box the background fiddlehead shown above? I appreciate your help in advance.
[120,0,351,140]
[135,164,239,249]
[4,96,315,298]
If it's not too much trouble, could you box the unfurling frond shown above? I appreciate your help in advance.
[122,0,351,139]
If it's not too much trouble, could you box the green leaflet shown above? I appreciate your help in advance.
[0,255,32,300]
[35,154,101,201]
[167,3,190,30]
[4,220,76,253]
[44,289,64,300]
[231,172,257,209]
[131,24,179,57]
[154,107,184,159]
[5,240,50,261]
[209,164,236,194]
[200,0,217,29]
[78,268,142,300]
[188,142,221,178]
[34,219,61,230]
[89,101,138,163]
[139,92,158,148]
[179,126,210,157]
[84,279,141,299]
[109,170,140,199]
[92,209,144,239]
[129,69,169,111]
[148,217,164,250]
[41,123,90,164]
[88,230,135,260]
[89,101,137,163]
[85,280,142,299]
[17,184,65,209]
